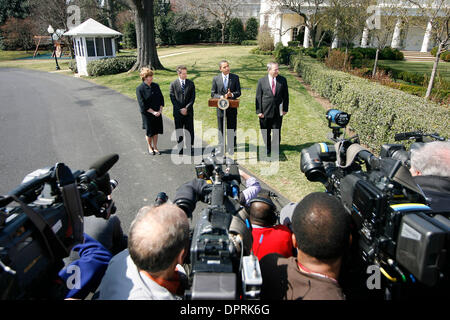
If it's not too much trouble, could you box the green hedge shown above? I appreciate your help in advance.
[241,40,258,45]
[87,56,136,76]
[290,53,449,152]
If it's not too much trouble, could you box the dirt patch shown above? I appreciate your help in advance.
[290,71,334,111]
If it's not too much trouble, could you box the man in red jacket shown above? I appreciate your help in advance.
[249,196,294,260]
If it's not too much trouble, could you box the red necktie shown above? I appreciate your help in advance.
[272,78,276,95]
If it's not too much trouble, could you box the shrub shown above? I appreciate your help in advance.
[241,40,258,45]
[229,18,246,44]
[250,47,273,55]
[441,51,450,62]
[68,59,77,73]
[379,47,403,60]
[315,47,329,61]
[87,56,136,76]
[290,53,449,152]
[324,49,351,71]
[245,17,259,40]
[431,46,438,56]
[287,41,300,47]
[257,25,274,52]
[273,43,297,65]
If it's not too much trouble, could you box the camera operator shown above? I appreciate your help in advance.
[409,141,450,213]
[238,169,261,207]
[58,233,112,299]
[97,204,190,300]
[259,192,351,300]
[248,194,294,260]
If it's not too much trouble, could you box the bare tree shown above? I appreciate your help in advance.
[326,0,372,61]
[407,0,449,99]
[183,0,240,44]
[128,0,163,71]
[369,0,409,77]
[272,0,327,48]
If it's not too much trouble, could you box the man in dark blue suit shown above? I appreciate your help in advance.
[211,60,241,155]
[170,65,196,155]
[256,62,289,156]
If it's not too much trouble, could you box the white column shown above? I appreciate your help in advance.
[273,14,282,44]
[361,27,369,48]
[391,19,402,49]
[332,19,338,49]
[303,25,310,48]
[421,20,433,53]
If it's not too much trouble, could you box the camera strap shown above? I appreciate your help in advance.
[10,195,69,262]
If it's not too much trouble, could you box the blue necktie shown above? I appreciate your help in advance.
[181,81,185,95]
[223,76,228,91]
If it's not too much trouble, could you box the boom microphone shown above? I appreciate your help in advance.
[82,154,119,181]
[89,154,119,177]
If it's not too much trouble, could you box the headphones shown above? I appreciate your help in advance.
[248,196,278,225]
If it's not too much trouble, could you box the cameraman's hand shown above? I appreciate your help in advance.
[239,169,251,181]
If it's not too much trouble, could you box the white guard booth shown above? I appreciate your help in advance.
[63,18,122,76]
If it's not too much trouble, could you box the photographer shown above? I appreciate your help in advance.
[248,194,294,260]
[259,192,351,300]
[97,204,190,300]
[409,141,450,213]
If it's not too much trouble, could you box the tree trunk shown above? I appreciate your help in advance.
[343,46,348,70]
[426,41,442,99]
[129,0,164,72]
[372,48,380,78]
[221,23,225,44]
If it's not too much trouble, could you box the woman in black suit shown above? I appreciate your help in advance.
[136,67,164,155]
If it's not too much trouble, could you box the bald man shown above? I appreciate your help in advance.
[98,204,190,300]
[249,195,294,260]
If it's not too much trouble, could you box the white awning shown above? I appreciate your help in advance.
[63,18,122,37]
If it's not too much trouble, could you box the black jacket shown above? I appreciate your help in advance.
[136,82,164,115]
[169,78,195,119]
[414,175,450,213]
[211,73,241,118]
[255,75,289,119]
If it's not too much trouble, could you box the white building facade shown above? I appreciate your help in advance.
[258,0,445,52]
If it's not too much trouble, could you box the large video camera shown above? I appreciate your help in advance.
[0,154,119,299]
[300,110,449,298]
[174,153,262,300]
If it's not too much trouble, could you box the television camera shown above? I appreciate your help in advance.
[0,154,119,299]
[300,109,449,298]
[173,152,262,300]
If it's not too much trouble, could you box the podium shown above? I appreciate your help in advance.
[208,98,240,109]
[208,97,240,156]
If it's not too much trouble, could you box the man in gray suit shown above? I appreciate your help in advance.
[256,62,289,156]
[170,65,195,154]
[211,60,241,155]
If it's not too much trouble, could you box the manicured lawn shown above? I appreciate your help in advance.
[379,60,450,81]
[88,45,329,202]
[0,45,330,202]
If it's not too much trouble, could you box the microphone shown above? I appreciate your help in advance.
[82,154,119,181]
[394,132,421,141]
[89,154,119,177]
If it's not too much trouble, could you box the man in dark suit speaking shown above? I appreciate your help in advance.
[170,65,196,155]
[256,62,289,156]
[211,60,241,155]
